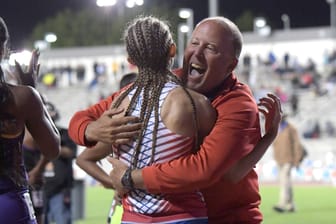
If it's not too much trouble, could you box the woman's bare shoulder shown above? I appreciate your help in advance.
[162,87,216,137]
[168,87,214,113]
[9,85,43,115]
[10,84,38,99]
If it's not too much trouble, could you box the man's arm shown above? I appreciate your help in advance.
[109,93,281,194]
[68,93,141,146]
[109,87,261,194]
[142,91,260,193]
[224,93,282,183]
[68,95,114,146]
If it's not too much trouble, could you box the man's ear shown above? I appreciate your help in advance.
[169,44,176,57]
[228,58,238,73]
[127,57,135,65]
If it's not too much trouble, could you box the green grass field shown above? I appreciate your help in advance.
[75,184,336,224]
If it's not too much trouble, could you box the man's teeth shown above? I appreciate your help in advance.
[191,63,204,69]
[190,63,205,76]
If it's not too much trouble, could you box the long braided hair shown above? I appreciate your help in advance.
[0,17,12,116]
[0,17,11,112]
[113,16,199,168]
[0,17,15,175]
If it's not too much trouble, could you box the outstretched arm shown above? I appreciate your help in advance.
[223,93,282,183]
[15,50,60,160]
[24,87,60,160]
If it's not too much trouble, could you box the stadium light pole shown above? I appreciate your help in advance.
[179,8,194,40]
[34,32,57,50]
[254,17,271,37]
[281,14,290,30]
[96,0,117,7]
[253,17,266,32]
[208,0,218,17]
[96,0,144,16]
[45,33,57,45]
[326,0,336,28]
[96,0,144,44]
[178,23,189,67]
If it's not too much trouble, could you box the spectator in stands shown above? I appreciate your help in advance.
[290,92,299,116]
[325,120,335,137]
[303,119,321,139]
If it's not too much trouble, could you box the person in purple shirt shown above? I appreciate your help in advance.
[0,17,60,223]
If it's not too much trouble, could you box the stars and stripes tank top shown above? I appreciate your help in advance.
[114,81,207,223]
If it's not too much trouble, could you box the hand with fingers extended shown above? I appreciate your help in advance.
[258,93,282,139]
[14,48,40,87]
[85,108,142,145]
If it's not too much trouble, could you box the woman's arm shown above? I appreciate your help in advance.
[14,49,60,160]
[28,155,49,186]
[24,87,60,160]
[76,142,115,189]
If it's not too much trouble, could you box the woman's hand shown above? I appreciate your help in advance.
[14,48,40,87]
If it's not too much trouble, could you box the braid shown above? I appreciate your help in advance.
[0,17,12,113]
[131,72,150,168]
[120,16,198,167]
[167,72,200,152]
[181,86,200,153]
[150,73,166,163]
[0,63,13,115]
[125,29,141,67]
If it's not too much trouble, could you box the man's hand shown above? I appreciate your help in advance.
[108,157,129,196]
[258,93,282,139]
[85,108,142,144]
[14,49,40,87]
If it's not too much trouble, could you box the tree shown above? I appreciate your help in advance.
[235,10,254,32]
[27,4,181,48]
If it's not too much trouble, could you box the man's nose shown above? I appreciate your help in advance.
[194,46,205,58]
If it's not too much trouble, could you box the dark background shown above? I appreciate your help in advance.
[0,0,331,49]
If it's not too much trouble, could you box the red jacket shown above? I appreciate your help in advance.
[68,71,262,223]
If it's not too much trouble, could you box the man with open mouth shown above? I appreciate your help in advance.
[69,16,281,224]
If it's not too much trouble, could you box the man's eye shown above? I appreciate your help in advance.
[206,46,217,52]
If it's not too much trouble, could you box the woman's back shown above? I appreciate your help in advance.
[114,80,215,223]
[114,81,216,166]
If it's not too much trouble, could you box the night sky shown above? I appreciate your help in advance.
[0,0,331,49]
